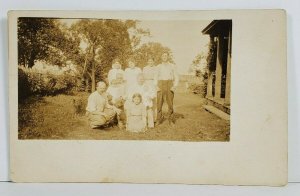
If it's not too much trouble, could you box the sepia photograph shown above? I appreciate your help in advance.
[17,17,231,141]
[9,10,287,185]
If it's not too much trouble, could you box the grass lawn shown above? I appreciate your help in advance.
[18,83,230,141]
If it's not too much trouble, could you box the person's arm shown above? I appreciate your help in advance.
[123,69,128,82]
[136,67,142,74]
[148,86,156,99]
[142,105,147,127]
[86,94,96,113]
[154,65,159,87]
[105,98,121,115]
[172,64,179,89]
[107,70,114,85]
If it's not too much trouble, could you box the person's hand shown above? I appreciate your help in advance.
[114,107,122,115]
[170,86,176,92]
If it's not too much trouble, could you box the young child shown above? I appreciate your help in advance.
[107,60,124,86]
[126,93,147,133]
[106,73,126,104]
[142,84,155,128]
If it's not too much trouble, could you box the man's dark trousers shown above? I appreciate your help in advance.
[157,80,174,122]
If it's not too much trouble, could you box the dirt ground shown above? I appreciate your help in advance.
[18,82,230,141]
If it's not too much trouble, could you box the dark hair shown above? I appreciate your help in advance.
[112,59,120,64]
[162,51,169,56]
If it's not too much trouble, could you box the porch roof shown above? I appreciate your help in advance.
[202,20,232,36]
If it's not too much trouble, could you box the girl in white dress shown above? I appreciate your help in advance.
[126,93,147,133]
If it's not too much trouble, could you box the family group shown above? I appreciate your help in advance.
[85,52,179,132]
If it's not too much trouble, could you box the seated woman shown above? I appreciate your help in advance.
[126,93,147,133]
[86,81,120,129]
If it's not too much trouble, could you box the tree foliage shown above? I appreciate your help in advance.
[18,18,173,94]
[17,17,77,68]
[133,42,174,67]
[70,19,143,92]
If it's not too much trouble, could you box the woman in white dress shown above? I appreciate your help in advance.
[126,93,147,133]
[124,59,142,94]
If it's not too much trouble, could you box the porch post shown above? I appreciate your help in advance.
[206,71,213,98]
[206,35,214,99]
[214,36,223,100]
[225,30,231,105]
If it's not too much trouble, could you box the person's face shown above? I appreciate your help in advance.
[128,61,135,68]
[161,53,168,62]
[147,59,154,67]
[96,83,107,94]
[114,62,121,69]
[137,75,144,85]
[133,96,141,105]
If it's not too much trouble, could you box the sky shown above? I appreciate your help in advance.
[60,19,211,74]
[137,20,211,74]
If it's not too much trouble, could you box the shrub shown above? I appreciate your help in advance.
[18,66,79,99]
[188,83,207,98]
[18,68,32,100]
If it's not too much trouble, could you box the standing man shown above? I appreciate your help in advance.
[86,81,120,129]
[155,52,179,125]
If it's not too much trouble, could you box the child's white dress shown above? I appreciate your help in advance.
[126,102,147,133]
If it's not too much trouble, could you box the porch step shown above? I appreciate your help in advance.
[203,105,230,121]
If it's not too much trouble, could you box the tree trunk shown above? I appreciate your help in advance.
[91,68,96,92]
[28,53,35,68]
[85,78,89,92]
[90,46,97,92]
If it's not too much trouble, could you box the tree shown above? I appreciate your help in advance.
[190,51,209,97]
[71,19,142,92]
[190,50,211,76]
[17,17,74,68]
[133,42,174,67]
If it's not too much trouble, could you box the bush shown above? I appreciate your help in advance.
[18,68,32,100]
[188,83,207,98]
[18,67,79,100]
